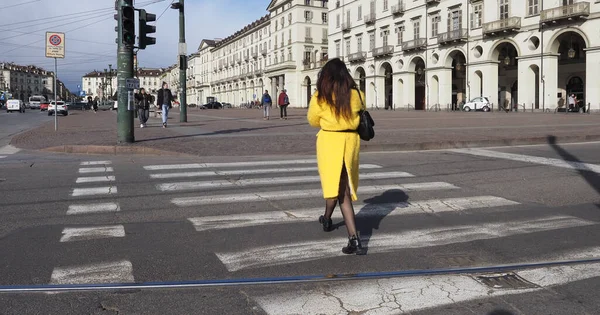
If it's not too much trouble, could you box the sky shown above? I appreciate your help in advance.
[0,0,271,92]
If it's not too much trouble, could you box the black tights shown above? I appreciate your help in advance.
[323,165,358,237]
[280,105,287,118]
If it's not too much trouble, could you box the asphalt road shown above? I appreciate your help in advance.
[0,107,55,147]
[0,142,599,314]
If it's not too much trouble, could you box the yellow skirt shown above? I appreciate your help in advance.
[316,130,360,201]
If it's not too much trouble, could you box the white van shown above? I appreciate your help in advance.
[6,99,25,113]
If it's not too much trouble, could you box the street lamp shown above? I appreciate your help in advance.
[567,47,576,59]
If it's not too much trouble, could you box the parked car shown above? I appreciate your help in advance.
[48,101,68,116]
[462,97,491,112]
[97,101,114,111]
[6,99,25,113]
[68,102,91,110]
[201,101,223,109]
[221,102,233,109]
[40,101,50,111]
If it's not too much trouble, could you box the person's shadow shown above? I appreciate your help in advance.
[355,189,409,254]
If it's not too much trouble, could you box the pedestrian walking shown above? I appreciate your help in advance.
[135,88,151,128]
[278,89,289,120]
[307,58,366,255]
[261,90,272,120]
[157,82,174,128]
[92,96,99,112]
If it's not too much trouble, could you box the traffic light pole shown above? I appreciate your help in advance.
[177,0,187,122]
[117,0,135,143]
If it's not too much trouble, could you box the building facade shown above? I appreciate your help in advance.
[82,68,164,101]
[330,0,598,111]
[208,0,329,108]
[0,63,54,101]
[187,39,218,105]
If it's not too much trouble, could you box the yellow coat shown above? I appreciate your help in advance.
[307,89,365,201]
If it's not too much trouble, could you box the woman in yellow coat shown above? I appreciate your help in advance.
[307,58,366,255]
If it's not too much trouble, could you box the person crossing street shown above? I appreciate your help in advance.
[278,89,289,120]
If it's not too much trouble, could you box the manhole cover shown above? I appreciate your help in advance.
[474,272,538,289]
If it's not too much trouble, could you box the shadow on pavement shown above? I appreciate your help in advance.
[356,189,409,254]
[547,135,600,209]
[488,310,515,315]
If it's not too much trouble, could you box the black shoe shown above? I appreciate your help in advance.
[318,215,333,232]
[342,235,366,255]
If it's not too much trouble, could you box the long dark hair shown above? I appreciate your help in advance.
[316,58,357,121]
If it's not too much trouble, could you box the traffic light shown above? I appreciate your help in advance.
[121,5,135,46]
[138,9,156,49]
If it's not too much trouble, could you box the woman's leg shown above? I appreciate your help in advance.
[283,105,287,118]
[338,165,357,237]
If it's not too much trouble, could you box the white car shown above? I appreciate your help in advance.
[48,101,69,116]
[463,97,491,112]
[6,99,25,113]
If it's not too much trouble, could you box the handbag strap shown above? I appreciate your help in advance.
[354,87,366,110]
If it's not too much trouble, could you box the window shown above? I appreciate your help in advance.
[471,2,482,28]
[527,0,539,16]
[383,0,389,11]
[305,0,311,5]
[358,5,362,20]
[396,24,404,45]
[335,41,341,57]
[306,27,311,38]
[369,32,375,50]
[431,15,440,37]
[382,29,389,46]
[336,14,340,27]
[322,13,327,23]
[304,51,312,63]
[448,9,462,32]
[322,0,327,8]
[499,0,509,19]
[357,35,363,51]
[305,10,313,21]
[288,13,292,24]
[413,20,420,39]
[345,39,350,54]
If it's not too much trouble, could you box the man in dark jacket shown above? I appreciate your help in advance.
[157,82,174,128]
[277,89,289,120]
[135,88,152,128]
[261,90,272,120]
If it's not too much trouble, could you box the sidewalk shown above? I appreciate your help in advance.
[10,108,600,157]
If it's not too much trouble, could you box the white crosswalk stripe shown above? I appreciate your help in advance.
[80,161,112,166]
[0,145,20,155]
[0,156,6,159]
[67,203,120,215]
[60,225,125,242]
[50,260,134,284]
[75,176,116,184]
[78,167,114,174]
[144,159,318,171]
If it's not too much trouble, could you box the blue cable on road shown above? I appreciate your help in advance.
[1,257,600,293]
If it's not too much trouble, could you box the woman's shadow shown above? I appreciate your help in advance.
[353,189,409,254]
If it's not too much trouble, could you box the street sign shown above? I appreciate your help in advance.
[126,78,140,89]
[45,32,65,59]
[79,91,86,96]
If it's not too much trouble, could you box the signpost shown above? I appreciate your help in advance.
[45,32,65,131]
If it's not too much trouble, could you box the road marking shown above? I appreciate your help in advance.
[216,215,594,272]
[144,159,318,171]
[149,164,383,179]
[253,262,600,315]
[0,145,20,155]
[172,182,459,207]
[67,203,120,215]
[188,196,519,232]
[78,167,114,174]
[80,161,112,166]
[50,260,134,284]
[158,171,415,192]
[75,176,116,184]
[71,186,117,197]
[0,156,5,159]
[60,225,125,242]
[449,148,600,174]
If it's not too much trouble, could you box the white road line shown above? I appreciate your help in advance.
[67,203,120,215]
[172,182,459,207]
[0,145,20,155]
[78,167,114,174]
[144,159,318,171]
[450,148,600,174]
[50,260,134,285]
[216,215,594,272]
[158,171,415,192]
[149,164,383,179]
[254,262,600,315]
[80,161,112,166]
[188,196,519,232]
[60,225,125,242]
[75,176,116,184]
[71,186,117,197]
[0,156,5,159]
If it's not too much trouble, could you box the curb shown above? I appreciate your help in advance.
[40,145,192,157]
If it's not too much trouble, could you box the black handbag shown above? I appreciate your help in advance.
[356,89,375,141]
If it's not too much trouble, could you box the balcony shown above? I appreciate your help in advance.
[401,38,426,51]
[236,57,242,65]
[254,70,263,77]
[322,38,328,44]
[391,2,405,16]
[482,17,521,36]
[426,0,440,5]
[266,60,297,73]
[305,37,313,43]
[341,22,351,32]
[364,13,376,25]
[261,48,267,56]
[252,51,258,59]
[437,29,468,45]
[348,51,367,62]
[244,54,250,62]
[372,45,394,58]
[540,2,590,25]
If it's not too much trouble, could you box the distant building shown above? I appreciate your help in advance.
[0,63,54,101]
[82,68,165,100]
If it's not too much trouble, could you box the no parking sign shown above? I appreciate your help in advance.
[45,32,65,59]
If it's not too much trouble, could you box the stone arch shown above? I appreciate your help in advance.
[379,62,393,76]
[407,55,426,72]
[444,48,467,68]
[488,39,522,61]
[546,27,590,54]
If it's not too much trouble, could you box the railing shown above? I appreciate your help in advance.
[372,46,394,57]
[426,0,440,4]
[252,52,258,59]
[401,38,426,51]
[437,29,468,44]
[261,49,267,56]
[540,2,590,24]
[483,17,521,35]
[348,52,367,62]
[391,2,405,15]
[254,70,262,77]
[305,37,313,43]
[364,13,376,24]
[341,22,351,31]
[322,38,328,44]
